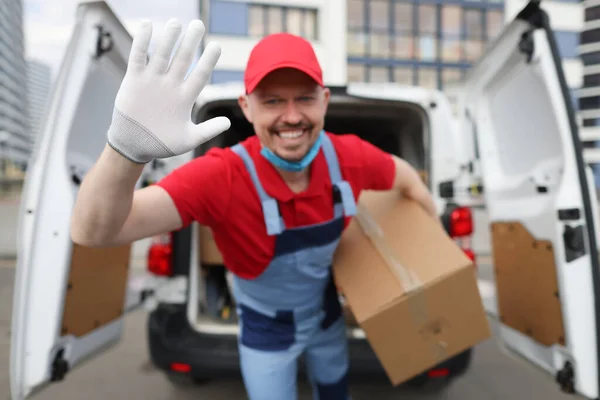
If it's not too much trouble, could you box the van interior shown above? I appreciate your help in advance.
[187,93,429,334]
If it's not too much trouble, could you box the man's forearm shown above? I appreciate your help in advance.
[70,144,146,246]
[391,155,438,218]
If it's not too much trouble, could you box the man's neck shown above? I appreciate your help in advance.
[277,167,311,194]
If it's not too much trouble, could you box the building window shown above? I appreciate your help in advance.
[394,3,413,34]
[417,4,437,62]
[370,0,390,32]
[418,67,438,89]
[584,74,600,87]
[348,0,365,30]
[582,51,600,66]
[268,7,284,33]
[347,31,368,57]
[579,96,600,111]
[286,8,303,36]
[418,4,437,35]
[370,33,392,58]
[248,4,319,40]
[346,0,503,90]
[348,63,367,82]
[487,10,504,41]
[581,28,600,46]
[209,0,249,36]
[442,5,461,37]
[393,35,415,59]
[464,10,484,39]
[393,66,414,85]
[417,36,437,61]
[370,66,391,82]
[586,6,600,21]
[583,118,600,127]
[442,68,463,87]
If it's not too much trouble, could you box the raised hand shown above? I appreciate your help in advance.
[107,19,231,164]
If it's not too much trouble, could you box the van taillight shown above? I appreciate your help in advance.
[147,233,173,276]
[446,206,476,268]
[449,206,473,238]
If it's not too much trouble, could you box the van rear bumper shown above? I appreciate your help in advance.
[147,304,472,383]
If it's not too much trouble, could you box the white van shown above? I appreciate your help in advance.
[9,0,600,399]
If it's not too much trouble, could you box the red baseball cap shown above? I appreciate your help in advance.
[244,33,324,94]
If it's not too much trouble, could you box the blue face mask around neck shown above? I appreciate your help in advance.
[260,130,324,172]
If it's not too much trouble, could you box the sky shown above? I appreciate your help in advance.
[22,0,201,79]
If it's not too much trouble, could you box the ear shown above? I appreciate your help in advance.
[238,95,253,123]
[321,87,331,113]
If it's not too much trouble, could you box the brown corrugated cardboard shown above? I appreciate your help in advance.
[333,190,491,386]
[198,224,224,265]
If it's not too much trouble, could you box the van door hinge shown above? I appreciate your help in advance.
[94,25,113,59]
[556,361,575,394]
[519,29,535,63]
[50,348,69,381]
[563,224,586,263]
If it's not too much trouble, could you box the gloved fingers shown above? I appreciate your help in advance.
[127,20,152,73]
[169,20,206,80]
[148,19,182,75]
[184,116,231,150]
[183,41,221,101]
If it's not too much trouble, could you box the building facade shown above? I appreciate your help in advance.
[345,0,504,89]
[203,0,509,90]
[26,59,52,145]
[579,0,600,186]
[202,0,347,86]
[0,0,29,168]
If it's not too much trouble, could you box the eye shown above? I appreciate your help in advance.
[298,96,315,102]
[264,98,281,105]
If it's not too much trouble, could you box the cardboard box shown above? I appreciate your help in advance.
[332,190,491,386]
[198,224,224,265]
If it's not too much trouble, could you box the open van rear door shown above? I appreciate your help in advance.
[462,1,600,398]
[9,2,148,399]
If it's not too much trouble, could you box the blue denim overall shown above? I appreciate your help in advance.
[230,133,357,400]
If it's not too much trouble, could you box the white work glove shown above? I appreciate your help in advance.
[107,19,231,164]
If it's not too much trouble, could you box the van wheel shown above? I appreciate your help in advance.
[405,374,451,392]
[165,372,209,386]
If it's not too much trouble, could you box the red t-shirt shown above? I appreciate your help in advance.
[155,132,396,279]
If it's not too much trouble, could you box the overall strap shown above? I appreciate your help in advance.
[320,134,357,217]
[231,144,285,236]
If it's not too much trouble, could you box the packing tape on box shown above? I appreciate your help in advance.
[354,204,421,292]
[355,204,449,362]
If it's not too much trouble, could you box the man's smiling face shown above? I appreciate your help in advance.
[239,67,331,162]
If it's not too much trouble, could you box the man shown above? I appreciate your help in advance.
[71,18,437,400]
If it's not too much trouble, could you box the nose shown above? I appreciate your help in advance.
[281,100,303,125]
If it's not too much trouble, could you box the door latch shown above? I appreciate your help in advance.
[563,224,586,263]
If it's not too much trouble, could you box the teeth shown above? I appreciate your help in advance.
[279,130,303,139]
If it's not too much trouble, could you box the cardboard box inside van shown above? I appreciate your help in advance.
[332,190,491,385]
